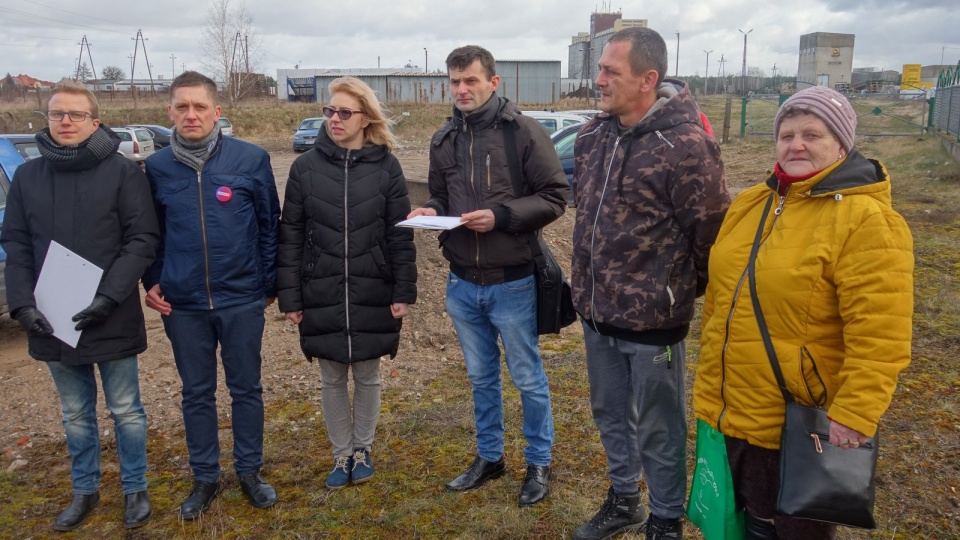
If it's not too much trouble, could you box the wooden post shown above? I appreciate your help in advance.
[722,96,733,144]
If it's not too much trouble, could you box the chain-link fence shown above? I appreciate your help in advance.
[933,64,960,141]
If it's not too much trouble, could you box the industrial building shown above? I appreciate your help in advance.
[277,60,562,105]
[567,12,648,84]
[797,32,855,90]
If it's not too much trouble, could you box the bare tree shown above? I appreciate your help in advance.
[200,0,264,104]
[101,65,126,81]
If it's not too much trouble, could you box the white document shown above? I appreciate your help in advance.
[34,241,104,348]
[395,216,465,230]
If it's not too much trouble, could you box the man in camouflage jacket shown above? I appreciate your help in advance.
[570,28,730,540]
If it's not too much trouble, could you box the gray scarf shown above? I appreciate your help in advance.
[35,124,120,171]
[171,126,220,172]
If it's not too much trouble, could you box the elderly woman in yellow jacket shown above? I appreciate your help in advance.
[693,86,913,540]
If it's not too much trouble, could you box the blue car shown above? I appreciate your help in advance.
[293,117,325,152]
[0,137,29,311]
[551,122,585,207]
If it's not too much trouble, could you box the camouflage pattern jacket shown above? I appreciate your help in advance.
[572,79,730,341]
[424,96,568,284]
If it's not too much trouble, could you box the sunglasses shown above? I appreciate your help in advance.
[322,106,364,121]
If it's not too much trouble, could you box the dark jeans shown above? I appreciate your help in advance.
[163,298,267,482]
[725,436,837,540]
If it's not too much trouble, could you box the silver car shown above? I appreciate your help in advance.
[110,127,156,163]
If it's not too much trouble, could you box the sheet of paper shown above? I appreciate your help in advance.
[395,216,465,230]
[34,241,104,348]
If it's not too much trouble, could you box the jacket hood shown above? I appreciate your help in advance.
[604,78,703,137]
[314,127,388,164]
[765,150,892,205]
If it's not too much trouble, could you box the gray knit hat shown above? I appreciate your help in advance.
[774,86,857,151]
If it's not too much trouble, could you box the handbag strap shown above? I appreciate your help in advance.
[503,121,547,265]
[746,194,796,405]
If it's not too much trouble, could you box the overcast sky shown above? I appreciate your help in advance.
[2,0,959,85]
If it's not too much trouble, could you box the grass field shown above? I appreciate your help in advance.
[0,95,958,539]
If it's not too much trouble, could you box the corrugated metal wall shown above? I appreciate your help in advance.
[279,61,561,105]
[495,60,561,104]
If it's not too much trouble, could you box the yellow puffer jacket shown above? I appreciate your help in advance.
[693,151,913,449]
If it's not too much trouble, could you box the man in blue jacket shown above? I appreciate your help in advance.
[143,71,281,519]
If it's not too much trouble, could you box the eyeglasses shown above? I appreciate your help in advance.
[322,106,364,121]
[46,110,94,122]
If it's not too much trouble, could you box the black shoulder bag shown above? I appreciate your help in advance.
[503,122,577,335]
[747,194,878,529]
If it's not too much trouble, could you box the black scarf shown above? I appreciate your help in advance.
[35,124,121,172]
[171,126,220,172]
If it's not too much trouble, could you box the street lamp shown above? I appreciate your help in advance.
[675,31,680,77]
[738,28,753,94]
[424,48,428,73]
[704,50,713,95]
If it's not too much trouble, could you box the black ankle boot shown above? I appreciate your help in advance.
[745,512,779,540]
[54,492,100,531]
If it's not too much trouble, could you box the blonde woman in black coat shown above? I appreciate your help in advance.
[277,77,417,489]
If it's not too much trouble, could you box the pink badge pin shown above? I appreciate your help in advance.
[216,186,232,202]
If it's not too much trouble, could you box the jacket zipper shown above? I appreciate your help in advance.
[343,150,352,360]
[588,134,622,332]
[486,153,491,190]
[468,126,481,278]
[716,190,787,429]
[196,169,214,309]
[655,130,675,148]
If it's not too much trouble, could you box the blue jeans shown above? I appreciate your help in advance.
[47,356,148,495]
[445,273,554,466]
[583,323,688,520]
[162,298,266,482]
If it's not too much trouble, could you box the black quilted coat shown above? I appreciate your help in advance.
[277,129,416,363]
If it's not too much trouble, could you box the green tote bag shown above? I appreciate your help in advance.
[687,419,745,539]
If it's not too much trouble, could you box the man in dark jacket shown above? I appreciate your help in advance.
[569,28,730,540]
[408,45,568,507]
[142,71,281,519]
[1,82,159,531]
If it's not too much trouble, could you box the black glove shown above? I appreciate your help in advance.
[72,294,118,331]
[13,306,54,337]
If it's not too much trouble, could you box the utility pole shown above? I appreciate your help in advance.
[704,50,713,96]
[130,30,155,93]
[170,54,177,77]
[772,63,778,91]
[675,32,680,77]
[738,28,753,95]
[76,35,99,82]
[717,54,727,94]
[424,48,428,73]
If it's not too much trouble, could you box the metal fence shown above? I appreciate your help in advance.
[933,65,960,141]
[741,93,930,138]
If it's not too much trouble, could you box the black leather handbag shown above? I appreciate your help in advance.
[746,194,879,529]
[503,122,577,335]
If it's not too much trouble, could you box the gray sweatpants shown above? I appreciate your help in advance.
[583,323,688,520]
[318,358,381,459]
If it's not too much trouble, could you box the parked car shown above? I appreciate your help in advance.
[565,109,603,120]
[521,111,590,133]
[218,117,235,137]
[550,122,586,207]
[0,137,28,312]
[293,117,325,152]
[110,127,156,163]
[128,124,172,149]
[0,134,40,161]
